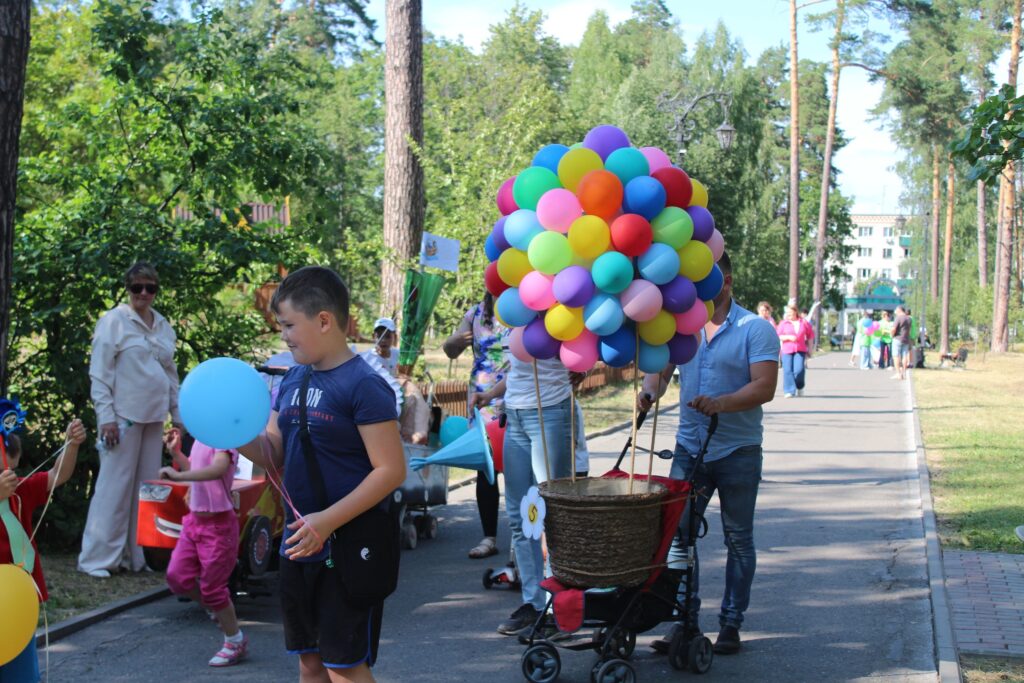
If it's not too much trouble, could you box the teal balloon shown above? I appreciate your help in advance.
[497,288,537,327]
[605,147,650,186]
[583,292,625,336]
[513,166,562,211]
[592,251,635,294]
[439,416,470,446]
[638,341,670,373]
[180,358,271,449]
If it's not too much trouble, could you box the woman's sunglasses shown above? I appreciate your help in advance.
[128,283,159,295]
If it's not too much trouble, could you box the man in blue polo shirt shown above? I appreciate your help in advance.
[638,251,780,656]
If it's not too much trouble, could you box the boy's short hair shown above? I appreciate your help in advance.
[717,250,732,276]
[124,261,159,287]
[6,433,21,458]
[271,266,350,326]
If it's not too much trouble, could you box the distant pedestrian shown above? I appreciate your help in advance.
[891,305,913,380]
[877,311,894,370]
[854,311,874,370]
[756,301,774,324]
[776,305,814,397]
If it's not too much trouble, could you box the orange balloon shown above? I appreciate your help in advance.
[576,170,624,220]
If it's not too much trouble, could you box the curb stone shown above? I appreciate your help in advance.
[36,585,171,648]
[908,376,963,683]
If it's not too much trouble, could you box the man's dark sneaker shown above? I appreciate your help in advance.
[713,626,741,654]
[650,624,682,654]
[498,604,540,635]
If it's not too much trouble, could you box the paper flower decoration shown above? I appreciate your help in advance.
[520,485,546,540]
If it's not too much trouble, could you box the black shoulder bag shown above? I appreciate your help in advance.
[298,368,400,607]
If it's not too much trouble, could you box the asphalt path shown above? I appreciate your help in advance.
[39,354,938,682]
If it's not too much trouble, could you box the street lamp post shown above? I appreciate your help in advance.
[658,90,736,163]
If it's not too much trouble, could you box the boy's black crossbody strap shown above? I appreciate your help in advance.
[299,367,330,512]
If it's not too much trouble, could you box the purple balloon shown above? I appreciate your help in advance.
[687,206,716,242]
[659,276,697,314]
[582,125,631,162]
[667,333,699,365]
[492,216,511,251]
[523,318,561,360]
[552,265,595,308]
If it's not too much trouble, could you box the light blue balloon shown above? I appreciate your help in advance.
[180,357,271,449]
[497,288,537,327]
[532,144,570,174]
[584,292,625,336]
[439,415,470,446]
[605,147,650,186]
[638,242,681,285]
[504,209,544,251]
[592,251,635,294]
[638,341,670,373]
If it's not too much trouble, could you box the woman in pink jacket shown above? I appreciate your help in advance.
[776,305,814,397]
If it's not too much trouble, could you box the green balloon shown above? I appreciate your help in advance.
[513,166,562,211]
[527,230,572,275]
[651,206,694,249]
[592,251,635,294]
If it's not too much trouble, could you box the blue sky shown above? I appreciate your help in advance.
[363,0,907,215]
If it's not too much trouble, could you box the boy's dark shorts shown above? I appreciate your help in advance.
[280,555,384,668]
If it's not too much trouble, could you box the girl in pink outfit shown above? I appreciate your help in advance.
[161,430,247,667]
[776,305,814,397]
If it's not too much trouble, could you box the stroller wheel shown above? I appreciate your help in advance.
[482,568,495,590]
[687,635,713,674]
[401,522,418,550]
[521,642,560,683]
[593,658,635,683]
[668,630,688,671]
[592,627,636,659]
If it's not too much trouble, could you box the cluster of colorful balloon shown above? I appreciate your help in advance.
[484,124,725,373]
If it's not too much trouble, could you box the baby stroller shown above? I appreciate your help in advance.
[519,415,718,683]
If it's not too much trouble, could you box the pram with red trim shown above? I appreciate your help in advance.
[519,414,718,683]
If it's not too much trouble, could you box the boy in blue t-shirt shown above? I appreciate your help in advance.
[240,266,405,683]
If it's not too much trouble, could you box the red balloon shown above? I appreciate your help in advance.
[485,261,510,297]
[610,214,653,257]
[576,170,624,220]
[485,417,505,473]
[652,167,693,209]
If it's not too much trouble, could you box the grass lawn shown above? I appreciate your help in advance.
[961,654,1024,683]
[914,352,1024,553]
[39,552,166,627]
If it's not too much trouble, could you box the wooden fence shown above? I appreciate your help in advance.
[417,362,638,418]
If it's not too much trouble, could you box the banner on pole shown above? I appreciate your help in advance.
[420,232,460,272]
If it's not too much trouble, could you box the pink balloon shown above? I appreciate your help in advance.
[497,176,518,216]
[675,299,709,335]
[706,229,725,261]
[536,188,582,233]
[560,330,599,372]
[519,271,557,311]
[640,147,672,173]
[508,325,534,362]
[620,280,663,322]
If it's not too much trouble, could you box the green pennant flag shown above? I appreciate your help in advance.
[1,498,35,574]
[398,270,445,370]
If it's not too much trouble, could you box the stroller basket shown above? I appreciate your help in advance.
[540,477,667,589]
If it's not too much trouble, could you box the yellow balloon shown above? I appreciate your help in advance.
[639,310,676,345]
[690,179,709,208]
[678,241,714,281]
[544,304,585,341]
[0,564,40,666]
[568,215,610,259]
[705,299,715,320]
[497,248,532,287]
[557,147,604,192]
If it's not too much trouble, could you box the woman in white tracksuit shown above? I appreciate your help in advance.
[78,262,181,577]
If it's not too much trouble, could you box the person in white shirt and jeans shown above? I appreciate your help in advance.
[78,262,182,577]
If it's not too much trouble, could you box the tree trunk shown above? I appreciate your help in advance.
[977,179,988,288]
[940,160,955,357]
[0,2,31,395]
[788,0,800,303]
[993,0,1021,352]
[812,0,844,350]
[930,145,941,300]
[382,0,424,322]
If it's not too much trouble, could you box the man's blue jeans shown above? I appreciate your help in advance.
[504,397,573,610]
[668,444,763,630]
[859,343,873,369]
[781,352,806,395]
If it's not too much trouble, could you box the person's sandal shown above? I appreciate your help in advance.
[469,537,498,559]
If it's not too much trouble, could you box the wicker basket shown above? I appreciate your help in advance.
[539,477,667,588]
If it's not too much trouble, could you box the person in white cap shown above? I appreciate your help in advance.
[372,317,400,377]
[364,317,429,445]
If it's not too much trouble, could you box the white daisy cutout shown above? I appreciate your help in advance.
[520,485,546,540]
